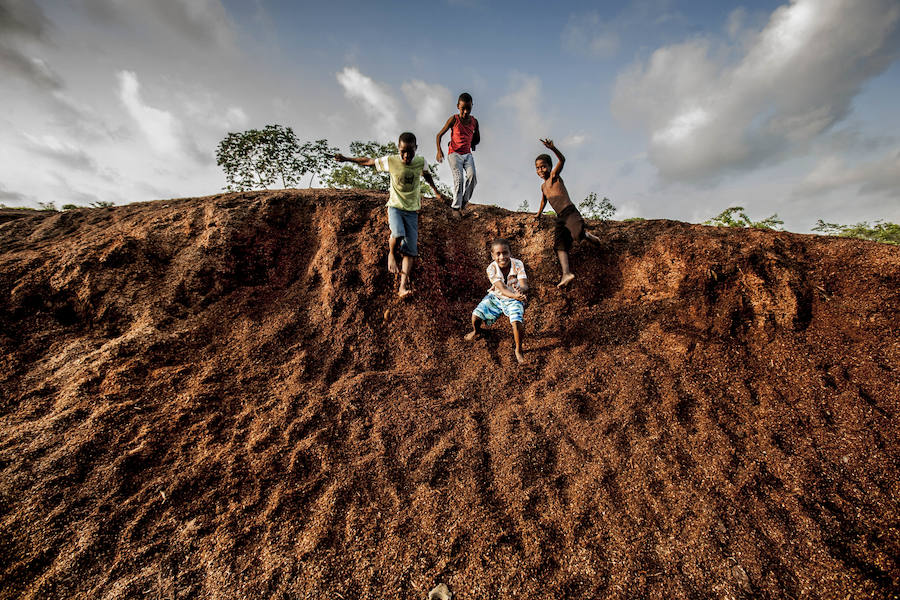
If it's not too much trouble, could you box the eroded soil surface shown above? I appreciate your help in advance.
[1,190,898,599]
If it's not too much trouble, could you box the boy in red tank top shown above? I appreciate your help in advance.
[436,92,480,216]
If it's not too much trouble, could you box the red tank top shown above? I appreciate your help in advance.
[448,115,476,155]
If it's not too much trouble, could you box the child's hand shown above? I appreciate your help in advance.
[540,138,555,149]
[436,148,444,163]
[334,153,346,162]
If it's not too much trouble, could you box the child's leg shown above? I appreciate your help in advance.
[585,230,601,243]
[465,313,484,341]
[387,235,400,273]
[398,255,414,298]
[512,321,525,364]
[461,153,477,209]
[556,249,575,288]
[448,153,465,210]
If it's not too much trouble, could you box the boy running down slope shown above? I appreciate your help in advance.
[335,132,447,299]
[435,92,480,215]
[533,138,600,288]
[465,238,528,364]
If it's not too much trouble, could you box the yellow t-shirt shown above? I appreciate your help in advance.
[375,154,425,211]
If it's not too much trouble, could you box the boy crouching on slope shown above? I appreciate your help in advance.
[465,238,528,364]
[335,132,448,299]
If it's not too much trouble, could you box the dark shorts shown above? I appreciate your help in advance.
[554,204,586,252]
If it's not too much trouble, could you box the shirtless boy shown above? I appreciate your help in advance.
[533,138,600,288]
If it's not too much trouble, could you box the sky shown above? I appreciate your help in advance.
[1,0,898,231]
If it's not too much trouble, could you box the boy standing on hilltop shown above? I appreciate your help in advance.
[465,238,528,364]
[436,92,480,216]
[533,138,600,288]
[335,132,448,299]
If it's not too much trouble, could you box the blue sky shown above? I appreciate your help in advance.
[1,0,898,231]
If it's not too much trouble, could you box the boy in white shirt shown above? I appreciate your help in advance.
[465,238,528,364]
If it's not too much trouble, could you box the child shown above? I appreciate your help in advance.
[465,238,528,364]
[533,138,600,288]
[335,132,448,299]
[435,92,480,215]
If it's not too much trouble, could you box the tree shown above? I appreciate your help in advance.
[299,139,339,187]
[325,140,395,191]
[37,201,57,211]
[580,193,616,220]
[216,125,307,191]
[62,204,79,210]
[325,140,451,198]
[812,219,900,245]
[91,200,114,208]
[517,199,530,212]
[704,206,783,230]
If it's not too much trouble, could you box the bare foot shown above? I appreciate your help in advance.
[515,349,526,364]
[557,272,575,288]
[387,252,399,274]
[450,209,462,220]
[464,330,481,342]
[398,287,414,300]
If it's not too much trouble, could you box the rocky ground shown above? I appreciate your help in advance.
[0,189,897,599]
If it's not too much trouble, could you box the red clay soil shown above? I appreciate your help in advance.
[0,189,898,599]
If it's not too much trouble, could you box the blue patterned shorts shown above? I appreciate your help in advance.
[473,294,524,325]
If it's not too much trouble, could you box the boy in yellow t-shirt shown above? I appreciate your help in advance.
[335,132,447,299]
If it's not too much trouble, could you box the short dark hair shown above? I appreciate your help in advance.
[458,92,473,104]
[398,131,417,146]
[536,153,552,166]
[490,238,510,251]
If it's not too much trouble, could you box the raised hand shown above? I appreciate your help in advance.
[334,153,347,162]
[540,138,555,149]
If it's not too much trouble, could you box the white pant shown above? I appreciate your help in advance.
[448,152,477,210]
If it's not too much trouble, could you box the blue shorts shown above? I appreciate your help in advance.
[473,294,524,326]
[387,206,418,257]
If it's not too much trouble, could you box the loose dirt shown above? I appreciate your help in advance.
[1,189,898,599]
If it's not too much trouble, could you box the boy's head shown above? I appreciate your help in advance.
[490,238,511,267]
[535,154,552,180]
[457,92,473,119]
[398,132,417,165]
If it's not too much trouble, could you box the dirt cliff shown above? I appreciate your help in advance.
[1,189,898,599]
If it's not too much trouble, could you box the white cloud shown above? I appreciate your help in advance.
[0,0,62,89]
[498,73,543,138]
[0,182,28,204]
[79,0,236,49]
[562,133,588,147]
[117,70,201,161]
[336,66,399,140]
[178,88,248,131]
[611,0,900,182]
[795,149,900,198]
[562,12,619,59]
[23,133,97,171]
[401,79,452,130]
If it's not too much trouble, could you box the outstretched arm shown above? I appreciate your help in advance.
[334,153,375,167]
[540,138,565,178]
[534,192,547,220]
[422,171,449,204]
[435,115,455,163]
